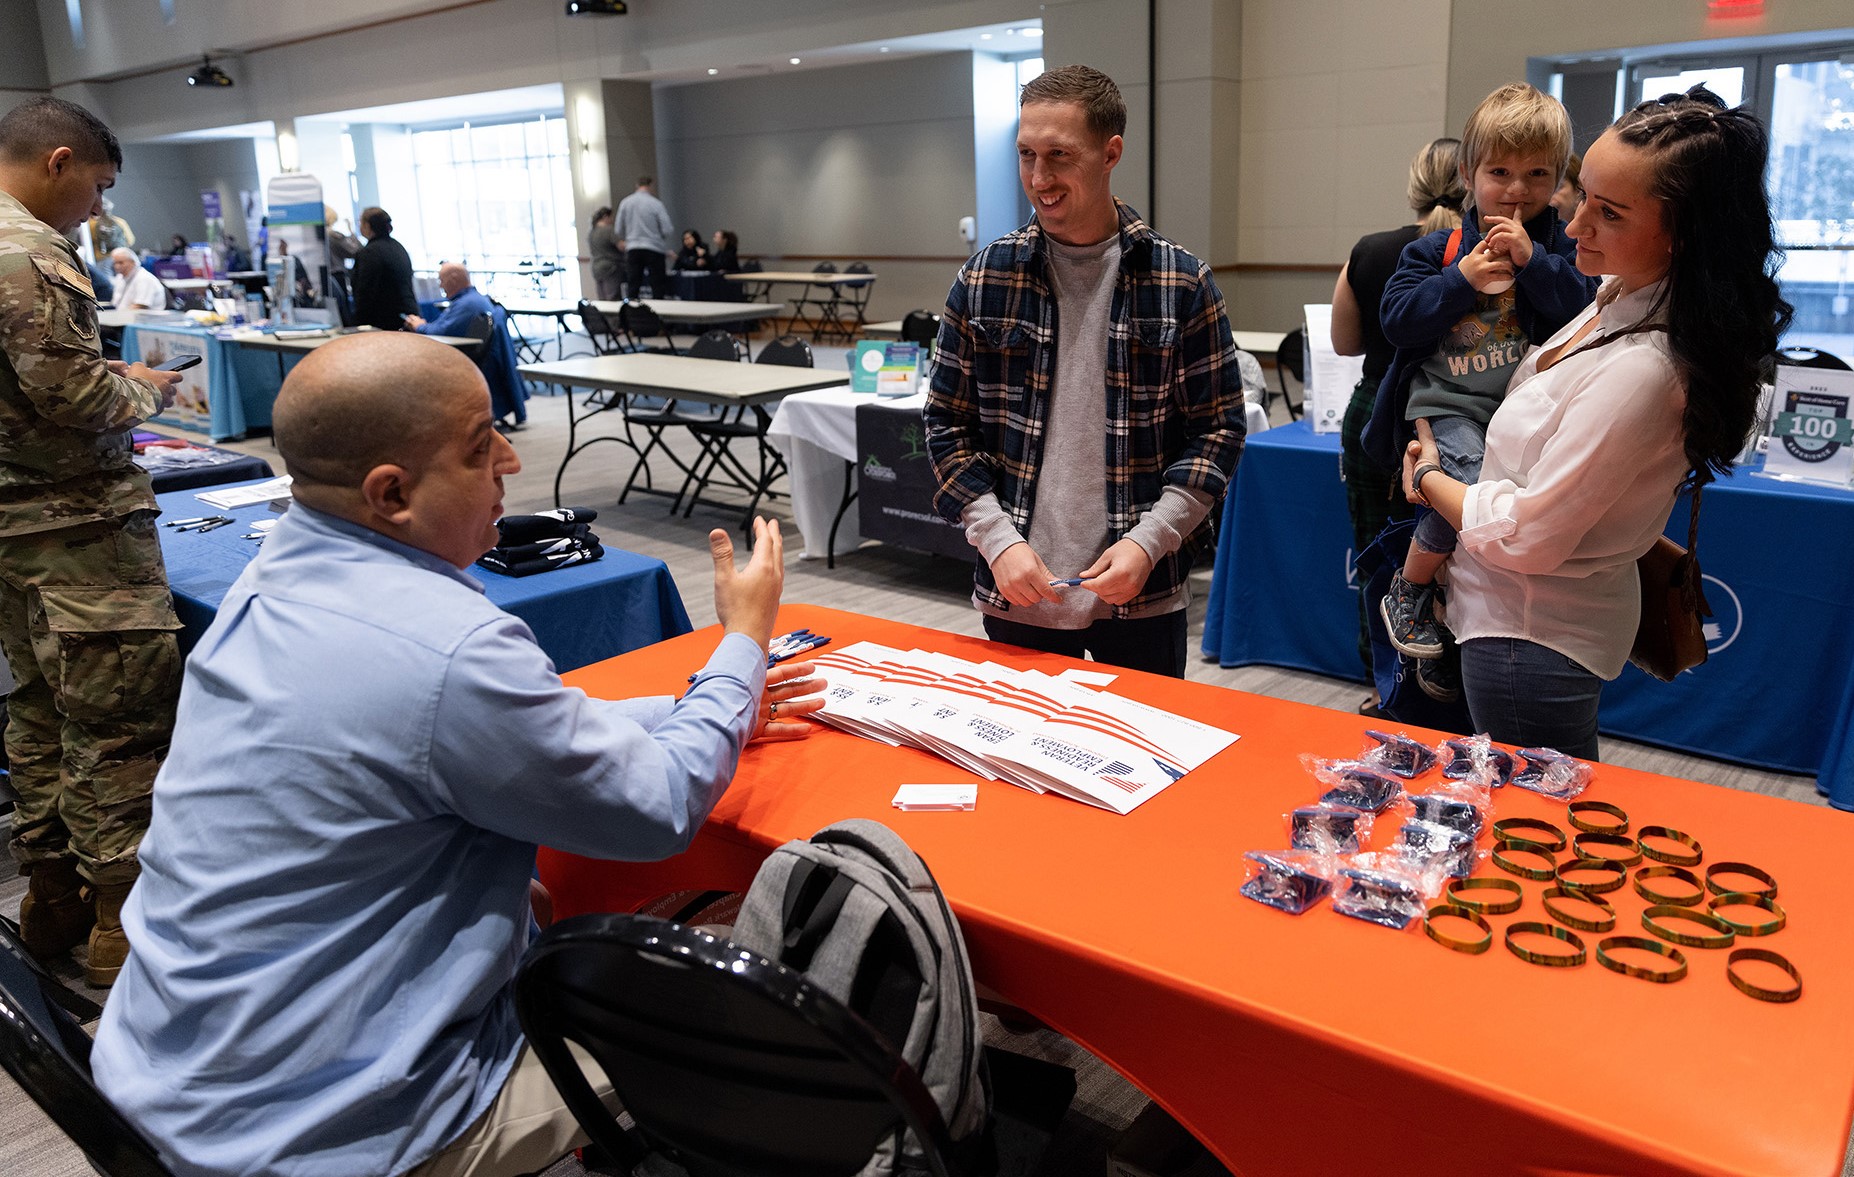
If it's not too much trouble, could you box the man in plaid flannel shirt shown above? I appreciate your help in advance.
[924,65,1246,677]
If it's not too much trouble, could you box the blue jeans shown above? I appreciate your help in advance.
[1411,414,1486,556]
[1459,637,1603,760]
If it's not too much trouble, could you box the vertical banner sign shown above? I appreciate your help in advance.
[264,174,331,325]
[199,189,224,267]
[1764,366,1854,488]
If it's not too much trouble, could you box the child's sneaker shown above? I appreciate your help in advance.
[1417,640,1461,702]
[1380,573,1446,659]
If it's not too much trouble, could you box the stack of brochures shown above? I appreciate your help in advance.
[810,642,1239,815]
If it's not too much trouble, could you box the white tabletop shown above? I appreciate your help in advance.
[1234,330,1288,357]
[859,320,906,340]
[231,329,481,354]
[723,272,877,286]
[589,299,789,324]
[519,353,846,406]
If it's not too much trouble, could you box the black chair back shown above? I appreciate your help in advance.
[1275,327,1306,420]
[811,260,838,274]
[741,257,764,273]
[843,260,873,288]
[577,299,624,355]
[0,922,176,1176]
[901,310,941,346]
[516,913,964,1177]
[619,301,674,353]
[689,329,747,362]
[757,334,814,369]
[461,312,495,342]
[1776,346,1853,371]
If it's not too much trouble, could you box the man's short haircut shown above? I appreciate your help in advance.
[636,175,654,188]
[109,247,136,263]
[0,97,124,169]
[1019,65,1128,142]
[361,207,392,237]
[592,205,613,222]
[1459,83,1573,181]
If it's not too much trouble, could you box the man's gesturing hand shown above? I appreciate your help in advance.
[711,517,784,649]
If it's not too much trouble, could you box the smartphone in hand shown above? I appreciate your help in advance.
[153,354,203,372]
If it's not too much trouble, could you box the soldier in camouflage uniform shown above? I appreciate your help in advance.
[0,97,184,986]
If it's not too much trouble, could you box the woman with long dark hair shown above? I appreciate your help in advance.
[1400,86,1790,758]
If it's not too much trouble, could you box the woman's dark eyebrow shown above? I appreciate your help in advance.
[1587,191,1631,210]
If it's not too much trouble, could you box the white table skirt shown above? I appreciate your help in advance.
[768,389,1265,562]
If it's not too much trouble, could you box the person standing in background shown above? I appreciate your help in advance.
[587,206,620,300]
[0,97,185,986]
[614,176,675,299]
[325,204,362,267]
[88,194,133,254]
[351,205,419,330]
[1330,137,1465,706]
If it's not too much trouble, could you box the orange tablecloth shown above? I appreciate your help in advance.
[539,605,1854,1177]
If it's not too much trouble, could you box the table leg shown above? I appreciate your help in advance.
[826,458,858,570]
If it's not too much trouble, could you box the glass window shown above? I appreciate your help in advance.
[409,113,579,300]
[1637,65,1745,107]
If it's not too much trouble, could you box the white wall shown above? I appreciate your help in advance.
[655,52,983,320]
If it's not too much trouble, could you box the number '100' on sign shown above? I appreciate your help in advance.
[1765,367,1854,488]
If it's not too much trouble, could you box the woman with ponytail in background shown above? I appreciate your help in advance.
[1331,138,1467,705]
[1400,87,1790,758]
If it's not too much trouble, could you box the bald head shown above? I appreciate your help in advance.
[109,246,137,276]
[275,333,487,498]
[437,262,471,298]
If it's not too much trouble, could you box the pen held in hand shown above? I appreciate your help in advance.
[1048,578,1094,587]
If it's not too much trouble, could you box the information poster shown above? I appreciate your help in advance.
[134,330,212,434]
[851,341,922,395]
[1302,304,1362,434]
[1764,366,1854,488]
[264,174,332,325]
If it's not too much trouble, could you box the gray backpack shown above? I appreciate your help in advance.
[730,818,990,1174]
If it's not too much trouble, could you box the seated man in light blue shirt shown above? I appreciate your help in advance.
[403,261,492,336]
[91,331,823,1177]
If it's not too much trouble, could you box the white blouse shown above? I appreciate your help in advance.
[1450,278,1689,680]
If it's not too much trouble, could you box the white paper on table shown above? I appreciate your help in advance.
[1302,304,1365,435]
[987,675,1240,815]
[892,784,978,811]
[1762,366,1854,488]
[196,475,293,509]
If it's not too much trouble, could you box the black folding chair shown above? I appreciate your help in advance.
[0,919,177,1176]
[675,334,805,529]
[901,309,941,346]
[1273,327,1306,421]
[576,299,626,356]
[618,301,681,355]
[517,914,1079,1177]
[1775,346,1852,371]
[827,261,875,341]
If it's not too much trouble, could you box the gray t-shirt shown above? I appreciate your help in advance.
[614,189,674,257]
[961,235,1211,628]
[1406,287,1524,427]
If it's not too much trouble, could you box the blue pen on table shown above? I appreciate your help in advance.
[688,630,825,682]
[1048,577,1094,587]
[769,635,830,666]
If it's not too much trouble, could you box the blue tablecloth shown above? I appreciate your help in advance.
[122,323,288,441]
[155,482,692,673]
[1201,419,1854,808]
